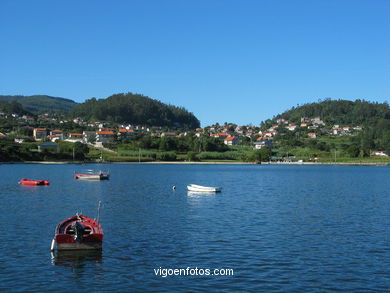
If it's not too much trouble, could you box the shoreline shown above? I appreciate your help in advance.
[1,160,390,166]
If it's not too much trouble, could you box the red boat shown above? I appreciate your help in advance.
[51,212,103,251]
[19,178,50,185]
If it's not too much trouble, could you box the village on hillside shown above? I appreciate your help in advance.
[1,110,388,159]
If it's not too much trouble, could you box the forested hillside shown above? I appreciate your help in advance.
[71,93,200,129]
[0,100,30,115]
[0,95,77,114]
[269,99,390,158]
[275,99,390,126]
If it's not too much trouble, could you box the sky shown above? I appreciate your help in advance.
[1,0,389,126]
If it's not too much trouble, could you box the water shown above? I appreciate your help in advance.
[0,164,389,292]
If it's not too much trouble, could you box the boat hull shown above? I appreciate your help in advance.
[19,178,50,185]
[187,184,222,192]
[74,174,109,180]
[55,241,103,250]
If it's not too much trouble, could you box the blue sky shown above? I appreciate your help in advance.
[1,0,389,126]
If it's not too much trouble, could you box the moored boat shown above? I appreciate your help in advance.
[51,210,103,251]
[74,170,109,180]
[187,184,222,193]
[19,178,50,186]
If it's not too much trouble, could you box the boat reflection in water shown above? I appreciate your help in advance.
[187,191,218,198]
[51,249,103,270]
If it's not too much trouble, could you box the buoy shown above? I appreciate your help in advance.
[172,186,176,190]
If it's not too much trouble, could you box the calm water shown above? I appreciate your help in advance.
[0,163,390,292]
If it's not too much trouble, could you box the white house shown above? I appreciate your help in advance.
[33,128,47,140]
[312,117,325,125]
[254,138,272,149]
[286,123,297,131]
[224,136,239,146]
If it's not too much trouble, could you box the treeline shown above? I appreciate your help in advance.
[0,139,89,162]
[111,134,270,162]
[116,134,229,153]
[0,133,271,163]
[71,93,200,129]
[358,118,390,153]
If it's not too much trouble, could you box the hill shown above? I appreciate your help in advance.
[266,99,390,159]
[274,99,390,126]
[0,95,78,114]
[71,92,200,129]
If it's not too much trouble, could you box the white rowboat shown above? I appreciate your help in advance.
[187,184,222,193]
[74,170,109,180]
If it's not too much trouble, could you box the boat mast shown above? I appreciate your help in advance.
[96,201,102,222]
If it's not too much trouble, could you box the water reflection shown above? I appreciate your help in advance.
[51,250,103,271]
[18,184,50,193]
[187,191,217,197]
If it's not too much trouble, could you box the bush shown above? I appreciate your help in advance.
[117,149,157,160]
[187,151,198,161]
[157,151,177,161]
[105,155,154,162]
[197,151,240,160]
[240,149,270,162]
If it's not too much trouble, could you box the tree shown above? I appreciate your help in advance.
[157,151,176,161]
[347,144,360,157]
[74,142,89,160]
[9,101,24,114]
[159,137,176,151]
[257,147,271,161]
[242,148,271,163]
[187,151,198,161]
[241,136,252,146]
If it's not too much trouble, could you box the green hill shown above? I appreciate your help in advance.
[275,99,390,126]
[268,99,390,159]
[71,92,200,129]
[0,95,78,114]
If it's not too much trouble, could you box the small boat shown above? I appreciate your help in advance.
[74,170,109,180]
[51,214,103,251]
[19,178,50,186]
[51,203,103,251]
[187,184,222,193]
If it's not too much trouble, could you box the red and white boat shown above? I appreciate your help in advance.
[19,178,50,186]
[74,170,109,180]
[51,206,103,251]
